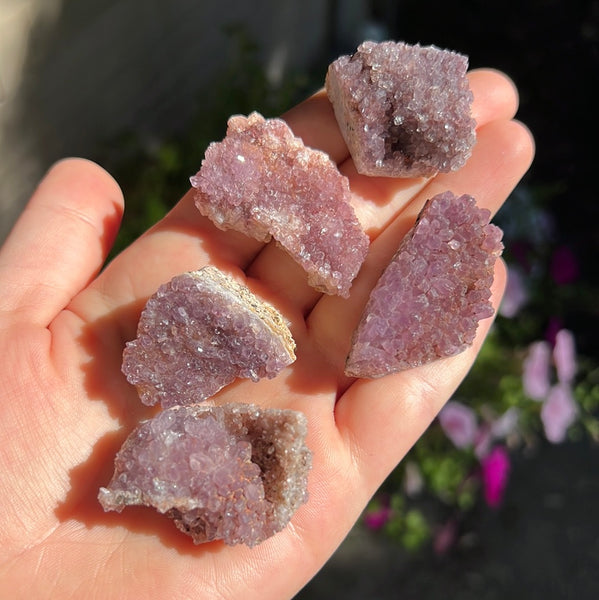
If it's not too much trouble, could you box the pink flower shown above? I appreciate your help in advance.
[438,401,477,448]
[550,245,579,285]
[364,506,392,530]
[522,341,551,400]
[481,446,511,508]
[499,267,528,318]
[541,384,578,443]
[553,329,577,384]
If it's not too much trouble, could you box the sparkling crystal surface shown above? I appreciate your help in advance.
[98,403,311,547]
[345,191,503,377]
[326,41,476,177]
[122,266,296,408]
[190,112,369,297]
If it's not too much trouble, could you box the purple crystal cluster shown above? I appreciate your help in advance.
[102,266,311,547]
[190,112,369,297]
[345,191,503,378]
[326,41,476,178]
[98,403,311,547]
[122,266,296,408]
[99,39,502,548]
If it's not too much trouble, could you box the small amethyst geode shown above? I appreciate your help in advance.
[98,403,311,547]
[122,266,295,408]
[190,112,369,297]
[345,191,503,378]
[326,41,476,177]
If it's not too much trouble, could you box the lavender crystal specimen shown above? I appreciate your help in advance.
[190,112,369,297]
[326,41,476,178]
[345,191,503,378]
[122,266,296,408]
[98,403,311,547]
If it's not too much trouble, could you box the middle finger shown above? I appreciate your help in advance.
[246,69,521,316]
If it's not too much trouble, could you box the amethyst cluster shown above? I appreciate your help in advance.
[99,403,311,547]
[100,40,503,548]
[326,41,476,177]
[346,192,503,378]
[191,112,369,297]
[100,267,311,547]
[122,266,296,408]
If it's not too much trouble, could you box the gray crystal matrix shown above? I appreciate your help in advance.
[346,191,503,378]
[98,403,312,547]
[122,266,296,408]
[326,40,476,178]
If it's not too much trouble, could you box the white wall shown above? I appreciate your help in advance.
[0,0,332,241]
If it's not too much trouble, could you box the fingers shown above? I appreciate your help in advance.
[468,68,519,125]
[335,69,522,238]
[87,83,366,317]
[244,69,522,316]
[306,118,534,375]
[85,91,346,326]
[68,69,523,335]
[335,260,508,490]
[282,90,349,165]
[281,68,519,167]
[0,159,124,327]
[78,189,264,325]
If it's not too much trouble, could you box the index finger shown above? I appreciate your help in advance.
[282,68,520,164]
[75,69,521,331]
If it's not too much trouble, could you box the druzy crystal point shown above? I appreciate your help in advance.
[122,266,296,408]
[190,112,369,297]
[345,191,503,378]
[98,403,311,547]
[326,41,476,177]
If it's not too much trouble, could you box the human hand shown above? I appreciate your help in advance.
[0,69,533,599]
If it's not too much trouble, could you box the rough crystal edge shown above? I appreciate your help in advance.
[98,402,312,547]
[325,40,476,178]
[121,266,296,408]
[193,266,296,360]
[190,112,369,298]
[345,191,503,378]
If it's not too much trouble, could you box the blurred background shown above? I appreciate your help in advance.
[1,0,597,598]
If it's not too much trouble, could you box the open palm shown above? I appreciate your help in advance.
[0,69,533,599]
